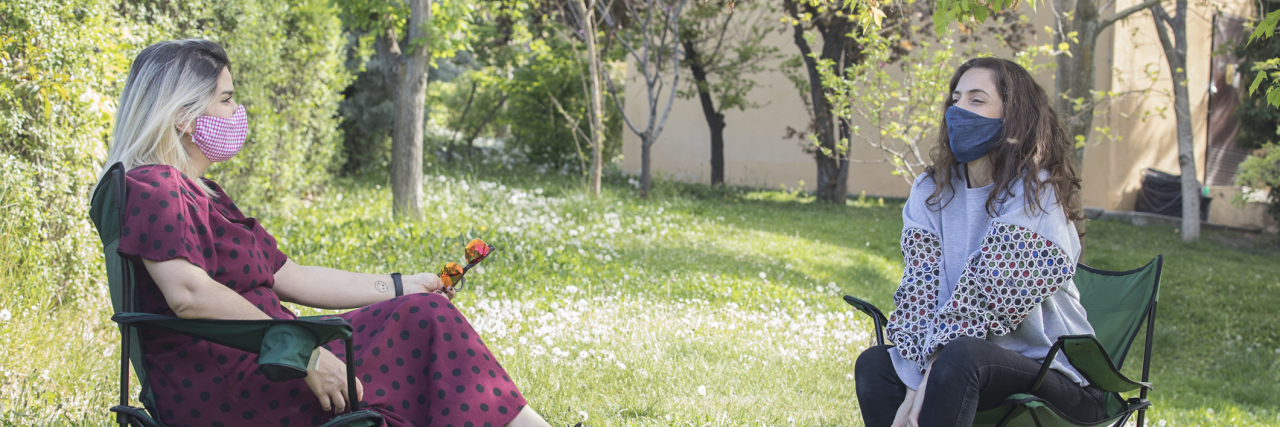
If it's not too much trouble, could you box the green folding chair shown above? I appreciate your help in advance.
[844,256,1162,427]
[90,163,383,427]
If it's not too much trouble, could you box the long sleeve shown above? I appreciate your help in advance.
[885,175,946,379]
[922,222,1076,353]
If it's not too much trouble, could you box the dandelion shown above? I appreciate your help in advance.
[696,385,706,396]
[759,272,767,280]
[579,351,590,359]
[565,285,580,295]
[578,411,589,421]
[846,373,854,380]
[616,362,627,370]
[1158,420,1167,427]
[0,309,9,321]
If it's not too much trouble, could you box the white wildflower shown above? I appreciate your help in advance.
[846,373,854,380]
[696,385,706,396]
[616,362,626,370]
[759,272,767,280]
[578,411,589,421]
[565,285,579,295]
[0,309,9,321]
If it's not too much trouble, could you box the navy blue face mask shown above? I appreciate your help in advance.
[945,106,1005,163]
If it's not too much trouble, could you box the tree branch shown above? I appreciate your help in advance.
[1099,0,1159,30]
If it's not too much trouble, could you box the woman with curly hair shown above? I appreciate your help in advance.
[854,58,1103,427]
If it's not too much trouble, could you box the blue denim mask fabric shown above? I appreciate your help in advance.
[945,106,1005,163]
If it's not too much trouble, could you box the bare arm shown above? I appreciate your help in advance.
[273,260,447,310]
[143,258,274,320]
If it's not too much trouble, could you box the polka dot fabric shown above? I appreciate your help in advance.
[116,165,526,427]
[885,228,944,372]
[887,223,1076,373]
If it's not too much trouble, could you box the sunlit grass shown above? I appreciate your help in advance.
[2,161,1278,426]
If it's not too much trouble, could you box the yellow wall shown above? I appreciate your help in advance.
[622,0,1256,221]
[1083,0,1226,211]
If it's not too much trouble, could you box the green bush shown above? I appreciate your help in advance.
[1,0,128,306]
[1235,0,1280,151]
[1235,143,1280,225]
[503,36,623,171]
[200,0,352,212]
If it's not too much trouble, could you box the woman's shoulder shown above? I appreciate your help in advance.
[124,164,215,206]
[909,171,940,195]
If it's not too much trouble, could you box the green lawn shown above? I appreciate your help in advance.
[1,164,1277,426]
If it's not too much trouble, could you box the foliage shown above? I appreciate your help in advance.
[201,0,353,211]
[0,0,130,313]
[503,34,623,171]
[1237,2,1280,150]
[819,30,958,184]
[675,0,779,115]
[1246,9,1280,109]
[1235,143,1280,225]
[338,51,477,177]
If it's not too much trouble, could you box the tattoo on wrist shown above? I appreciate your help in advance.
[375,280,389,293]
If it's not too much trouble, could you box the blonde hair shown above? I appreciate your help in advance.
[102,39,231,197]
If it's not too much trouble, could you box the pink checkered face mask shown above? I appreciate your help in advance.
[191,105,248,162]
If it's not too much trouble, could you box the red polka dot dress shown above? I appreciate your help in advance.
[116,165,527,427]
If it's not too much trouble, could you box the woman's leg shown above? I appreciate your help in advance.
[506,406,551,427]
[855,345,910,427]
[918,337,1108,427]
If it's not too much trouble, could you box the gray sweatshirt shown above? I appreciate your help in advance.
[887,170,1095,390]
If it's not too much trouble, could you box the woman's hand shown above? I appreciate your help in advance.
[891,388,917,427]
[305,348,363,414]
[891,360,934,427]
[401,272,455,300]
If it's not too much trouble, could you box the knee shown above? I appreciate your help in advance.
[929,337,987,382]
[855,346,894,382]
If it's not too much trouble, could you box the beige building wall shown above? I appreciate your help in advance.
[623,1,1259,222]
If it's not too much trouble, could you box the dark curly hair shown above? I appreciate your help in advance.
[925,57,1084,222]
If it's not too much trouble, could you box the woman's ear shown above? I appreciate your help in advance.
[174,116,195,136]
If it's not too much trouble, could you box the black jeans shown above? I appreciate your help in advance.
[855,337,1108,427]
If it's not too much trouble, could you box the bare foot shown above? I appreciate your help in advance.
[506,405,551,427]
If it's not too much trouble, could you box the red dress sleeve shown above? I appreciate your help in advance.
[116,165,217,271]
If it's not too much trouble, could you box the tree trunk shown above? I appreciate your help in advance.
[1057,0,1100,167]
[682,39,727,186]
[784,0,851,203]
[1152,0,1199,241]
[572,0,605,197]
[641,133,653,198]
[376,0,431,219]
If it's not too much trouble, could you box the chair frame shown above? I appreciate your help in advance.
[844,256,1162,427]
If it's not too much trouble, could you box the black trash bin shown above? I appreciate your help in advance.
[1134,168,1211,221]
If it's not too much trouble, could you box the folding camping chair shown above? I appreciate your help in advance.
[844,256,1163,427]
[90,162,383,427]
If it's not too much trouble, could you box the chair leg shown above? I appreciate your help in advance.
[994,406,1019,427]
[1029,408,1045,427]
[1111,412,1132,427]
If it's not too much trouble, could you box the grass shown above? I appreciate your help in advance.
[2,161,1278,426]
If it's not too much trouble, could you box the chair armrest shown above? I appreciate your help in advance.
[111,313,354,381]
[843,295,888,346]
[1037,334,1152,393]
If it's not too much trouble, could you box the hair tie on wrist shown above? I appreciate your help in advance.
[391,273,404,297]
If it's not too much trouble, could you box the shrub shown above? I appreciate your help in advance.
[1235,143,1280,225]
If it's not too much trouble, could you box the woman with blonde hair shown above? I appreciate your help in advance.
[102,39,550,427]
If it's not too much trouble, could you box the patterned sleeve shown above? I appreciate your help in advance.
[922,222,1076,353]
[885,227,944,373]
